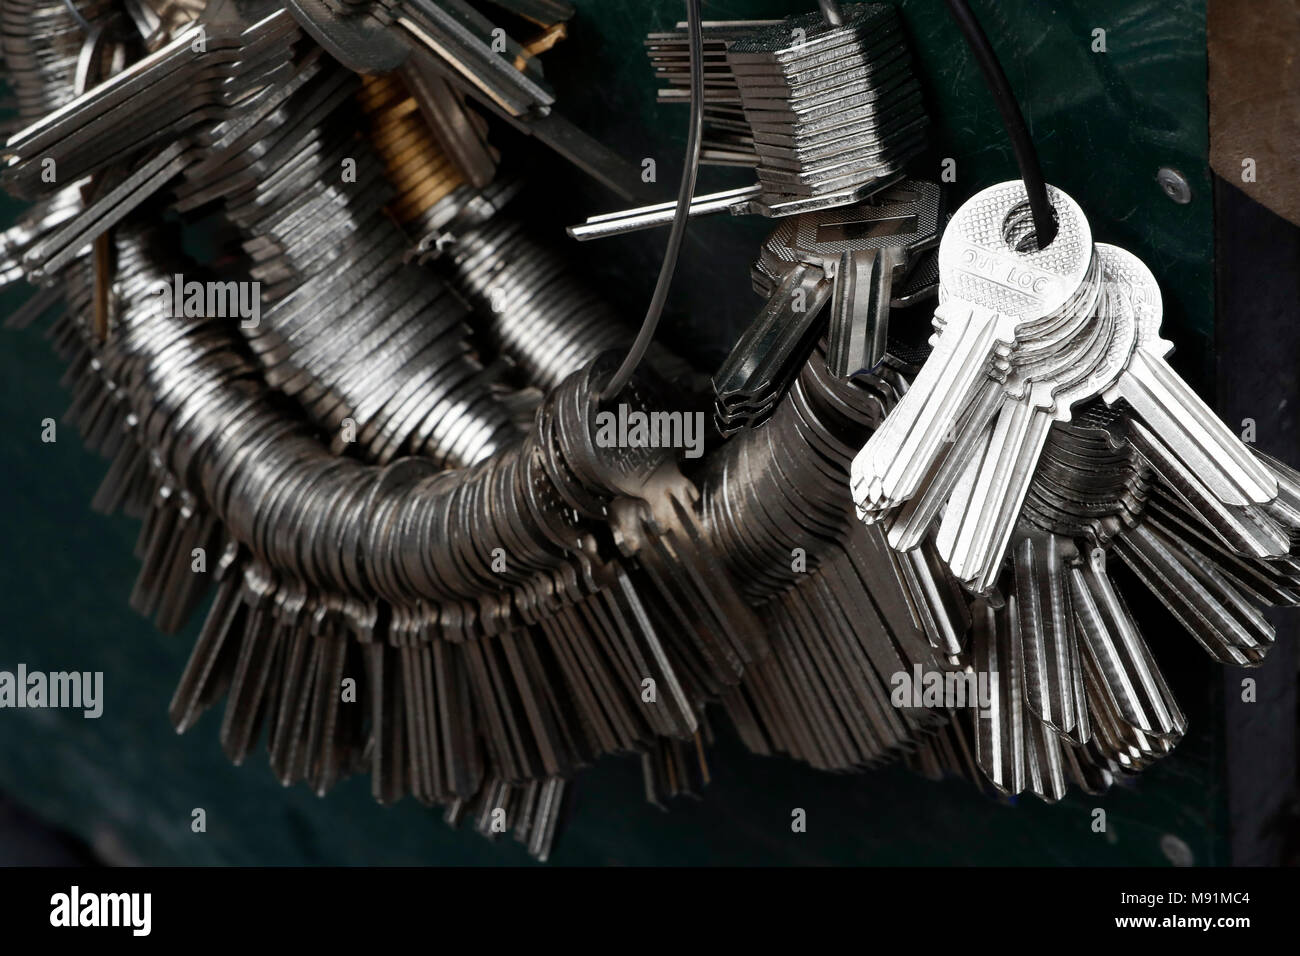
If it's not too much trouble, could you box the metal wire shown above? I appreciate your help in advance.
[944,0,1058,248]
[61,0,93,33]
[600,0,705,402]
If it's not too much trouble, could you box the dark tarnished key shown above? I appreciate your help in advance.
[762,180,941,379]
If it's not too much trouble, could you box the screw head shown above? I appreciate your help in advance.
[1160,833,1195,866]
[1156,167,1192,204]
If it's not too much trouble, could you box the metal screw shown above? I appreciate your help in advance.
[1159,833,1194,866]
[1156,167,1192,204]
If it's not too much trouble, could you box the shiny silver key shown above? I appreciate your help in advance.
[851,182,1094,523]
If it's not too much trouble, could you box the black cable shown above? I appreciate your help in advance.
[601,0,705,402]
[943,0,1057,248]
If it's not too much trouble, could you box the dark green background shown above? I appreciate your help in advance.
[0,0,1221,864]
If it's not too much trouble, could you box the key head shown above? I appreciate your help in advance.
[761,179,941,276]
[1042,243,1141,420]
[726,3,900,66]
[284,1,410,73]
[552,352,686,506]
[1096,242,1171,359]
[939,181,1092,322]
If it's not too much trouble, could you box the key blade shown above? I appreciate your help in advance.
[886,385,1001,551]
[568,185,760,240]
[1106,348,1278,506]
[1014,534,1085,741]
[1070,560,1183,739]
[1113,523,1275,665]
[713,263,832,424]
[936,392,1056,593]
[974,597,1026,795]
[826,247,895,378]
[851,301,1008,516]
[1125,415,1289,559]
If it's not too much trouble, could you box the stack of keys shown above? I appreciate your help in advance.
[713,179,941,434]
[703,350,961,772]
[2,7,305,282]
[646,19,776,167]
[851,180,1300,600]
[725,2,927,208]
[570,2,928,240]
[1,9,301,199]
[647,2,926,204]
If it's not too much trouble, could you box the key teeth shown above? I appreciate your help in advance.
[1255,451,1300,554]
[1112,523,1276,666]
[1070,559,1185,740]
[973,596,1029,796]
[1112,349,1279,507]
[1012,534,1088,743]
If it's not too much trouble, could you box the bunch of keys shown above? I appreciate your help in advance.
[12,0,1300,847]
[2,8,300,200]
[848,181,1293,596]
[646,18,777,167]
[838,181,1300,797]
[702,341,968,771]
[71,224,753,838]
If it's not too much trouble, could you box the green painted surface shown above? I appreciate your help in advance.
[0,0,1221,865]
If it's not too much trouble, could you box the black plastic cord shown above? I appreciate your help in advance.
[601,0,705,402]
[943,0,1057,248]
